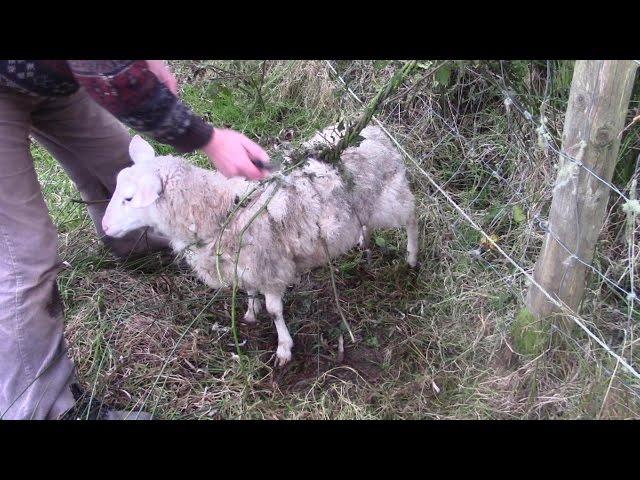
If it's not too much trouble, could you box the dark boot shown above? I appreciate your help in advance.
[58,384,155,420]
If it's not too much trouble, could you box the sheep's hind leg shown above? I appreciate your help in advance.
[243,290,262,324]
[265,292,293,366]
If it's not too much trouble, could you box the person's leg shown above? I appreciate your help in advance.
[30,89,169,259]
[0,88,76,420]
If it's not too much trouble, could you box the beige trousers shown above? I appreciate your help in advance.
[0,86,168,419]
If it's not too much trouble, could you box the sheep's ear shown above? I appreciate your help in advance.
[129,135,155,164]
[131,172,162,208]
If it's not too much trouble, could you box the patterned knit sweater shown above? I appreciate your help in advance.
[0,60,212,153]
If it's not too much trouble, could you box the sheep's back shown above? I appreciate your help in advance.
[205,125,409,291]
[269,160,363,272]
[304,124,407,224]
[249,124,407,273]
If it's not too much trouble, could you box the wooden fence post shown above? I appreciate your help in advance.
[525,60,638,329]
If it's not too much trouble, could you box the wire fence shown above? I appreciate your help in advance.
[321,60,640,388]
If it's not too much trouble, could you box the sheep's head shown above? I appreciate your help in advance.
[102,135,163,238]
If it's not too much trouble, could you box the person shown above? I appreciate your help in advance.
[0,60,271,420]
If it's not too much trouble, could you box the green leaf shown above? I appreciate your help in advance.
[513,205,526,224]
[375,236,387,247]
[434,65,451,87]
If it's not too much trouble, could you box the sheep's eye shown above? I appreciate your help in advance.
[124,196,133,202]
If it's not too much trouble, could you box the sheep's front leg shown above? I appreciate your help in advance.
[265,292,293,366]
[358,225,371,249]
[243,290,262,324]
[358,225,372,265]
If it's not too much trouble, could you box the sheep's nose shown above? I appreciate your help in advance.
[102,220,110,235]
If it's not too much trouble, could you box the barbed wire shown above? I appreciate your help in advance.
[491,67,640,315]
[324,59,640,381]
[493,72,632,204]
[365,61,640,312]
[470,142,640,307]
[461,106,640,308]
[497,59,640,371]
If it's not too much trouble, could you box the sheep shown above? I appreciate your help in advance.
[102,124,419,366]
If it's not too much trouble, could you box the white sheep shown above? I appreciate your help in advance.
[102,124,418,366]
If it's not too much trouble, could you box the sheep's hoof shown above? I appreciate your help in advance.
[407,259,422,272]
[407,254,419,269]
[275,342,293,367]
[242,313,258,325]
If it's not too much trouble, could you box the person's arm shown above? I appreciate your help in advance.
[145,60,179,96]
[67,60,269,179]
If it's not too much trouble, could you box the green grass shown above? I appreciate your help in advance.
[29,60,640,419]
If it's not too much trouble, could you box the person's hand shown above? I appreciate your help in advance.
[146,60,178,96]
[202,128,271,180]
